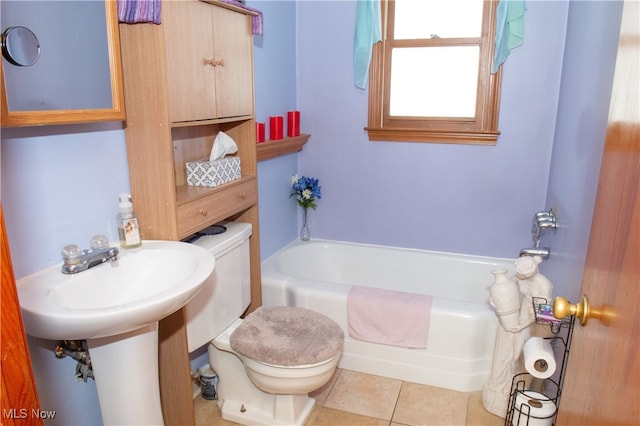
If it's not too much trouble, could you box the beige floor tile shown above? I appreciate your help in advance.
[324,370,402,421]
[306,406,390,426]
[194,370,505,426]
[310,368,343,407]
[466,391,504,426]
[194,395,240,426]
[392,382,469,426]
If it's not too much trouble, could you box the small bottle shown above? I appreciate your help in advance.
[117,193,141,248]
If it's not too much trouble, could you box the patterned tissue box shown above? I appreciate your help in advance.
[186,156,241,188]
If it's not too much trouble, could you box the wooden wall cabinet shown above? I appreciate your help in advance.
[163,1,254,122]
[118,1,261,424]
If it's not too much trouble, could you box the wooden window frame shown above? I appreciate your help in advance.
[366,0,502,145]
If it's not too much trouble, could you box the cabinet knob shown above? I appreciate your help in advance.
[204,58,224,67]
[199,208,208,217]
[239,193,247,200]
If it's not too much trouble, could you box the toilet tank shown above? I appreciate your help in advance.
[185,222,252,352]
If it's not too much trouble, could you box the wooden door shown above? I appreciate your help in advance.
[556,0,639,423]
[1,205,43,426]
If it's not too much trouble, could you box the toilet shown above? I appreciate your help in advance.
[184,222,344,426]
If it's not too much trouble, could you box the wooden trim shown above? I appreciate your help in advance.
[256,134,310,161]
[366,127,498,144]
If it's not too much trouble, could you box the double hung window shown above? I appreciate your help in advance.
[366,0,502,144]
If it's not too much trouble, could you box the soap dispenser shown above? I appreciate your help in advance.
[117,193,142,248]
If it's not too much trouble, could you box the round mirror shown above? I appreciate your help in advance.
[1,26,40,66]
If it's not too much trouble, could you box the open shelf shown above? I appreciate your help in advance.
[170,115,254,128]
[256,134,310,161]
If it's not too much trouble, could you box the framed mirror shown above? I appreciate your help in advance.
[1,1,125,127]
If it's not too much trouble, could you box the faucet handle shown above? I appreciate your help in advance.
[534,209,554,219]
[533,209,558,225]
[534,211,549,221]
[90,234,110,250]
[61,244,83,265]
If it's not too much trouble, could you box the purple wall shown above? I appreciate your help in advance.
[295,1,567,257]
[542,1,623,299]
[254,1,623,301]
[250,0,301,258]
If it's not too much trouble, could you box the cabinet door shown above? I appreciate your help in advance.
[163,1,217,122]
[163,1,253,122]
[211,6,254,118]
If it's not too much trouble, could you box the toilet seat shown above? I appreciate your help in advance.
[230,306,344,367]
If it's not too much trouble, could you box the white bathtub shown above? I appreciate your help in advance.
[261,239,515,392]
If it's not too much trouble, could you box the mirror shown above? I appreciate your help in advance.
[1,1,125,127]
[1,27,40,66]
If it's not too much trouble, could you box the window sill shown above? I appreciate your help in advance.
[366,128,499,145]
[256,134,310,161]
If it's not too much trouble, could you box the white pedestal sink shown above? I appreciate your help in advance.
[17,241,216,426]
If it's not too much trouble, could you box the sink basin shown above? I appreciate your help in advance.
[18,240,215,340]
[17,240,215,425]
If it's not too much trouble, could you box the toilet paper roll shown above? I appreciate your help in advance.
[512,390,556,426]
[523,337,557,379]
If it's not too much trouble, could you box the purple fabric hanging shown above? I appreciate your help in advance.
[117,0,161,25]
[219,0,263,35]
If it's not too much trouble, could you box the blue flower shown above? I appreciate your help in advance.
[290,175,321,210]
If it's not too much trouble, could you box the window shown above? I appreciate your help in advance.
[366,0,502,145]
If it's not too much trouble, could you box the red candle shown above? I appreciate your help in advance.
[256,122,265,143]
[269,116,284,140]
[287,111,300,137]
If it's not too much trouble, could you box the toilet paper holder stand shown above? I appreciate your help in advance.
[505,297,576,426]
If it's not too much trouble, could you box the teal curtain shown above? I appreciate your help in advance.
[492,0,527,73]
[353,0,382,89]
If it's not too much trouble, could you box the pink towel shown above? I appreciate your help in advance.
[347,286,433,349]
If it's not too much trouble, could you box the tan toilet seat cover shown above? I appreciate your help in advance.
[230,306,344,366]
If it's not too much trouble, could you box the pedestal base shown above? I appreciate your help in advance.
[87,323,164,425]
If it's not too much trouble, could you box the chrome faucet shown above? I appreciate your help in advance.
[61,236,119,274]
[520,209,558,260]
[531,210,558,245]
[519,247,550,259]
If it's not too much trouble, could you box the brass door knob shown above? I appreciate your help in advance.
[553,295,603,326]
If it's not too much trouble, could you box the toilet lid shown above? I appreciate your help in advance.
[230,306,344,366]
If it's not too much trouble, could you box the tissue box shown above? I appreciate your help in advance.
[186,157,241,188]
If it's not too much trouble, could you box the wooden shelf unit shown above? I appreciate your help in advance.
[118,2,261,424]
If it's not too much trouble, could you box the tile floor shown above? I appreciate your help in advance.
[194,368,505,426]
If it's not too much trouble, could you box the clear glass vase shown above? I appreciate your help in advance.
[300,207,311,241]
